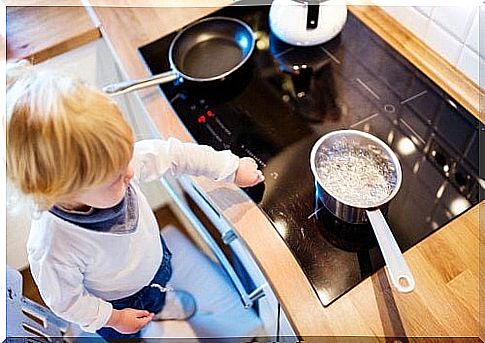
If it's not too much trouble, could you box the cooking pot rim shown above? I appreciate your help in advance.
[310,129,403,209]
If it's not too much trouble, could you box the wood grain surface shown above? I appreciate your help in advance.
[6,4,100,63]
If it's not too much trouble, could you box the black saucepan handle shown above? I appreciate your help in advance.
[306,1,320,29]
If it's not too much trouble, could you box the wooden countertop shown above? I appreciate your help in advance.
[6,2,100,63]
[15,1,483,338]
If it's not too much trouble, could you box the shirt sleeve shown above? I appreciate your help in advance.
[132,137,240,184]
[28,248,113,333]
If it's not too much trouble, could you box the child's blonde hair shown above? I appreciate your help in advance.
[6,61,135,210]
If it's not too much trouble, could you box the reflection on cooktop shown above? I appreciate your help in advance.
[139,5,483,307]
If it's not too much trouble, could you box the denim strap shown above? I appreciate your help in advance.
[96,235,172,341]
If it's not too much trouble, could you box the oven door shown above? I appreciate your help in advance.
[159,174,292,338]
[159,175,268,309]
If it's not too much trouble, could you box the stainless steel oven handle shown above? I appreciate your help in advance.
[159,177,259,309]
[183,181,268,301]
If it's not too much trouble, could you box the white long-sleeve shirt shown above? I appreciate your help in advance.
[27,138,239,333]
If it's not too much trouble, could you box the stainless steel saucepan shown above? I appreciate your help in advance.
[310,129,415,293]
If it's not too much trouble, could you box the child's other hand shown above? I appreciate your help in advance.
[235,157,265,188]
[106,308,154,334]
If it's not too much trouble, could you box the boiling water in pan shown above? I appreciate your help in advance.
[315,138,398,208]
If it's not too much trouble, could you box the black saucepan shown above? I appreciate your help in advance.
[103,17,255,96]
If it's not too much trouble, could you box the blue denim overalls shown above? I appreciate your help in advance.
[97,235,172,341]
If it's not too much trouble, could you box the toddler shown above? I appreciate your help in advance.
[6,61,265,340]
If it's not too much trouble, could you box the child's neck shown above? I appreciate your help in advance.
[57,202,92,213]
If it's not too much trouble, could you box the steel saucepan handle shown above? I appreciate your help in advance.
[366,209,415,293]
[102,70,179,96]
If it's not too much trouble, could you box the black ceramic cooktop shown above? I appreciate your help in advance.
[139,5,483,306]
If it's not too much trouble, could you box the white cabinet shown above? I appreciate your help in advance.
[94,40,160,142]
[230,235,298,340]
[177,178,298,339]
[6,182,32,270]
[279,304,298,341]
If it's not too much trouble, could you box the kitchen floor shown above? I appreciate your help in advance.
[19,205,187,307]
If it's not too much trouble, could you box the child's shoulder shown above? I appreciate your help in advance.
[28,212,87,260]
[28,212,80,247]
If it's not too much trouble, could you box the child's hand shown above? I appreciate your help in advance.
[106,308,154,334]
[235,157,265,188]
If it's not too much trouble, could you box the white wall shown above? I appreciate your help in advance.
[381,5,484,87]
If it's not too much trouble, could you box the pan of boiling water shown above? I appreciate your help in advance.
[310,129,415,293]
